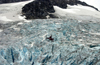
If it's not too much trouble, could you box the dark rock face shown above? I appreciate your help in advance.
[22,0,99,19]
[0,0,28,4]
[65,0,77,5]
[50,0,68,9]
[22,0,55,19]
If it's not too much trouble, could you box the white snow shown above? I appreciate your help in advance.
[53,5,100,18]
[0,29,3,32]
[17,22,23,25]
[0,0,33,23]
[0,16,13,21]
[80,0,100,10]
[0,0,100,23]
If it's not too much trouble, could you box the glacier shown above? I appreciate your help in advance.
[0,19,100,65]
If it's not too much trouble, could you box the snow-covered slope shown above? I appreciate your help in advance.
[53,5,100,18]
[80,0,100,10]
[0,0,33,23]
[0,0,100,22]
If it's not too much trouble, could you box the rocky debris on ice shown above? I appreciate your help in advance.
[0,19,100,65]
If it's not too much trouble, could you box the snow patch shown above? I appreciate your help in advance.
[0,29,3,32]
[17,22,23,25]
[0,16,13,21]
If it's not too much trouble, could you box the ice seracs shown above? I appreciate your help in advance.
[1,19,100,65]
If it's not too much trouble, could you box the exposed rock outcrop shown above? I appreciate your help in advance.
[22,0,99,19]
[22,0,55,19]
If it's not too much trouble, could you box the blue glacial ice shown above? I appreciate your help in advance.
[0,19,100,65]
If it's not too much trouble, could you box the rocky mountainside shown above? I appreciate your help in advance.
[22,0,99,19]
